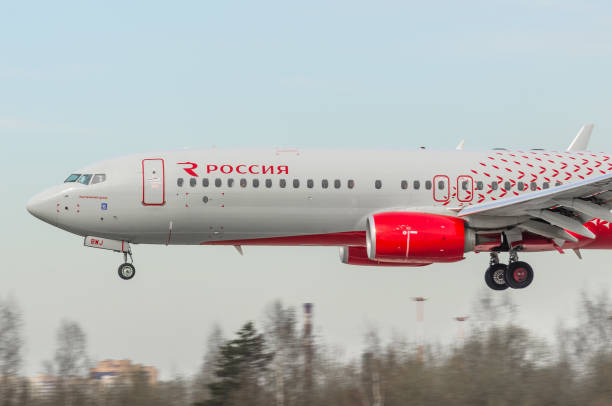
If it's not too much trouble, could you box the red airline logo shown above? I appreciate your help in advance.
[177,162,289,176]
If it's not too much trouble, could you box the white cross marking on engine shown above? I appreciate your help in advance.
[406,230,418,257]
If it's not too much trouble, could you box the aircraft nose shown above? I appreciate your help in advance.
[26,191,56,223]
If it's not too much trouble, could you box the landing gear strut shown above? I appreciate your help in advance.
[484,250,533,290]
[118,251,136,280]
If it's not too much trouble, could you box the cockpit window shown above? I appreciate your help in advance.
[64,174,81,183]
[91,174,106,184]
[77,174,93,185]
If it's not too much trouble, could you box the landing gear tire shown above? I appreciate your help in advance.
[505,261,533,289]
[485,263,509,291]
[118,263,136,280]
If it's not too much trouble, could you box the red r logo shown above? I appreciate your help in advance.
[177,162,199,177]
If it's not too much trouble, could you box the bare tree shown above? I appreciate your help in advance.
[54,320,88,378]
[50,319,89,406]
[0,296,23,406]
[193,324,224,404]
[263,301,300,406]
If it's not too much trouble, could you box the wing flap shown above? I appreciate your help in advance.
[517,219,578,242]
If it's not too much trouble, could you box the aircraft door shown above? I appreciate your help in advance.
[433,175,449,202]
[142,159,165,205]
[457,175,474,202]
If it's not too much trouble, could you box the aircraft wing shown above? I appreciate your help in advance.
[457,172,612,239]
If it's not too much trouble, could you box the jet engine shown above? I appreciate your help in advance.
[366,212,475,263]
[339,246,431,267]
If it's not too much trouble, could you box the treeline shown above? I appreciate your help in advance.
[0,292,611,405]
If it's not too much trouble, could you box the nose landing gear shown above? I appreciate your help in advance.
[83,236,137,281]
[484,251,533,291]
[118,251,136,280]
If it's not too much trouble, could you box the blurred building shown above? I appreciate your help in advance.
[30,374,58,397]
[89,360,158,386]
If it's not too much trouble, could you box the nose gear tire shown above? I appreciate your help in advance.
[118,263,136,280]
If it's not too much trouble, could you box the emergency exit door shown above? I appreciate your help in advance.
[457,175,474,202]
[433,175,449,202]
[142,159,165,205]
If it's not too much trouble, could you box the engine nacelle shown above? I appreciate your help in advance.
[339,246,431,267]
[366,212,474,263]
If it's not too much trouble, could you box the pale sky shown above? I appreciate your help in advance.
[2,0,612,379]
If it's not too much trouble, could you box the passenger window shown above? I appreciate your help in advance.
[530,182,537,191]
[413,180,420,190]
[491,181,498,190]
[425,180,432,190]
[517,181,524,191]
[348,179,355,189]
[253,179,260,188]
[265,179,272,188]
[78,174,93,185]
[240,178,247,188]
[202,178,209,187]
[462,181,469,190]
[555,181,562,186]
[375,180,382,189]
[476,181,483,190]
[190,178,197,187]
[177,178,184,187]
[91,174,106,184]
[401,180,408,190]
[64,174,81,183]
[322,179,329,189]
[280,179,286,188]
[307,179,314,189]
[227,179,234,188]
[437,181,444,190]
[504,181,511,190]
[334,180,341,189]
[543,182,549,189]
[215,178,222,187]
[293,179,300,188]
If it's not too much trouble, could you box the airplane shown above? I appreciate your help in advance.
[26,125,612,290]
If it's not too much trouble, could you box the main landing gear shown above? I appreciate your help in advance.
[484,251,534,291]
[118,251,136,281]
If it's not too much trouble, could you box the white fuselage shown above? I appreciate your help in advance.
[27,148,612,248]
